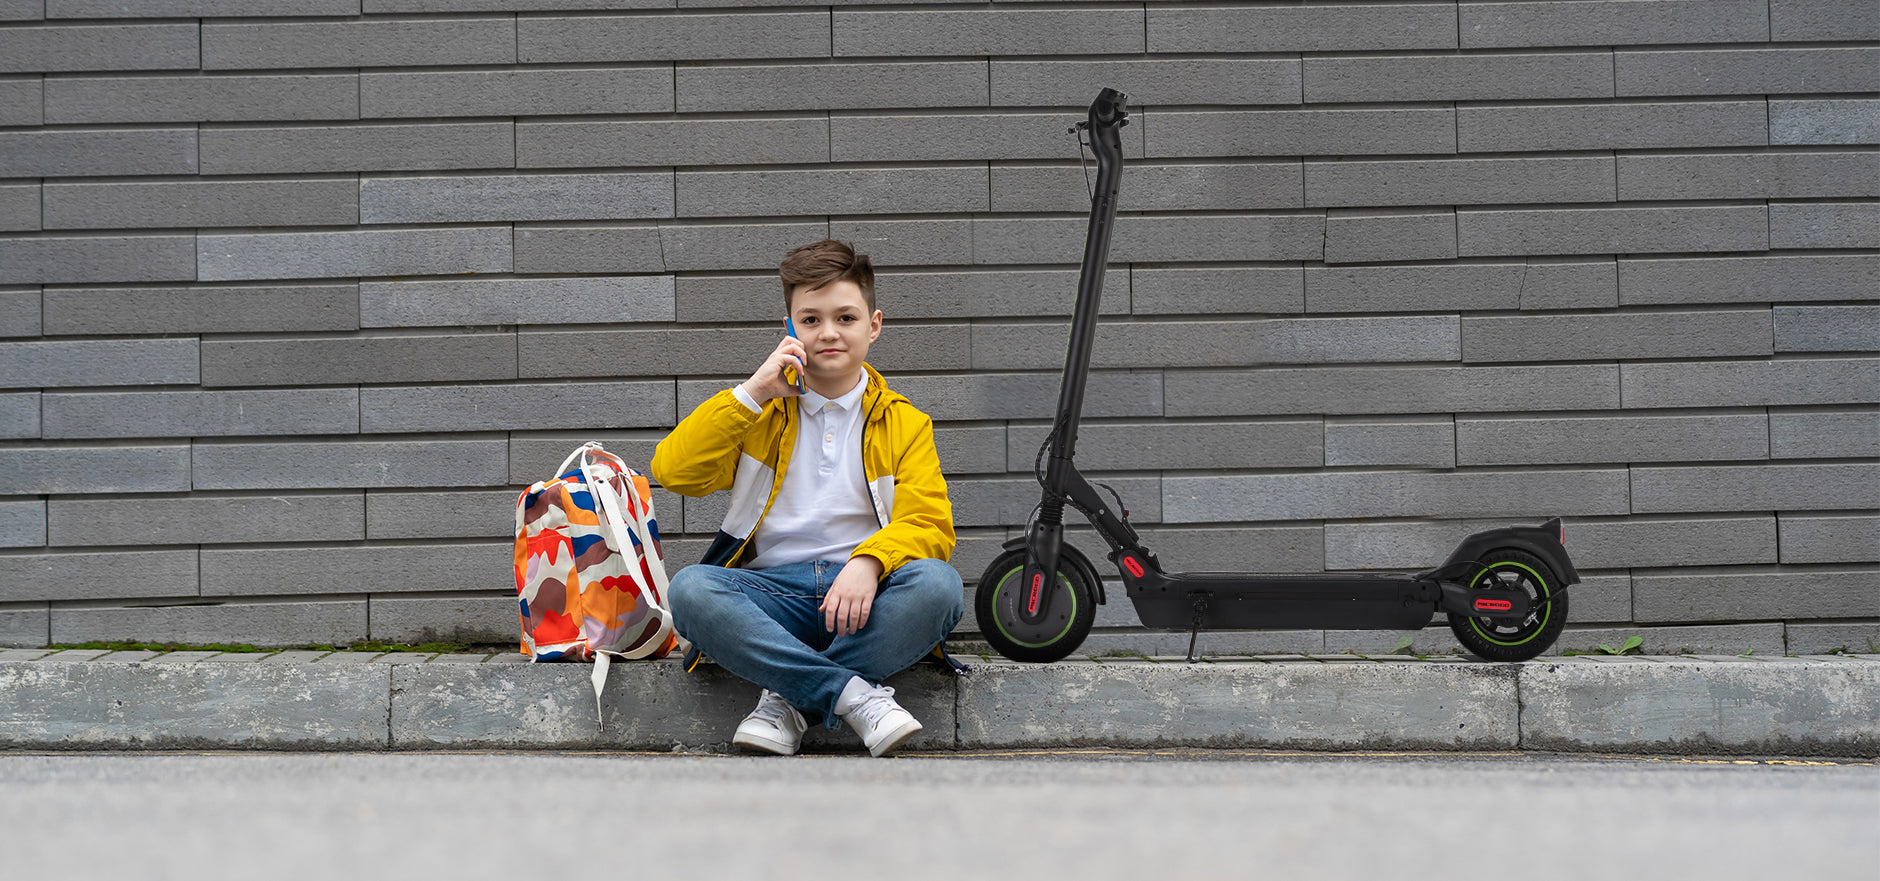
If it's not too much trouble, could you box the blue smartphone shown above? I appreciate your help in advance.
[784,317,807,394]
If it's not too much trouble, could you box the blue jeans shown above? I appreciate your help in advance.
[667,558,964,727]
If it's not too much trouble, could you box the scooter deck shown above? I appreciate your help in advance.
[1126,571,1440,632]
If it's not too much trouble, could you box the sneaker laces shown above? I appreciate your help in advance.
[750,690,796,726]
[844,684,901,726]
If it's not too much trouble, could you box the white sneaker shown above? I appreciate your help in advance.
[835,676,922,757]
[732,689,807,756]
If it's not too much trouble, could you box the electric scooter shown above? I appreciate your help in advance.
[977,88,1577,664]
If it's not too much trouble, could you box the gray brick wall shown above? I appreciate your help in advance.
[0,2,1873,657]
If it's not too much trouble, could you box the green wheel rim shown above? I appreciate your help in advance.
[1467,561,1553,647]
[991,566,1081,649]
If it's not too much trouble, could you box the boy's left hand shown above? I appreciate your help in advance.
[822,555,885,637]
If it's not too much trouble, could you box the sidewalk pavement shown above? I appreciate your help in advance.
[1,648,1875,756]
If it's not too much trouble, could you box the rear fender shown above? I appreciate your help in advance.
[1416,517,1580,586]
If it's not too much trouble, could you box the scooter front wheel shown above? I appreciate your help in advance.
[1448,548,1569,662]
[975,550,1097,663]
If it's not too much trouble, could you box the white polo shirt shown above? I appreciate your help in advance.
[732,377,878,570]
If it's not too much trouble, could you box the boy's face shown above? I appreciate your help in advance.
[789,280,882,385]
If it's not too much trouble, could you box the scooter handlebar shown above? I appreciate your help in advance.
[1088,87,1128,128]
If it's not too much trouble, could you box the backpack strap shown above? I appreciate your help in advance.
[578,445,679,725]
[590,652,613,726]
[585,462,674,661]
[555,441,600,479]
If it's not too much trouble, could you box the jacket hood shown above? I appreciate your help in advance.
[860,362,909,423]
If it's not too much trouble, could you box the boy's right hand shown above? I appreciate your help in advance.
[739,335,807,405]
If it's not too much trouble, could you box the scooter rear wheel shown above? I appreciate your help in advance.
[975,550,1097,663]
[1448,548,1569,662]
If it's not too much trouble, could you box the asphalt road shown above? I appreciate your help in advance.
[1,750,1873,879]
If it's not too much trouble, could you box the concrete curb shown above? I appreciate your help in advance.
[956,660,1520,750]
[1,652,1875,755]
[1521,658,1880,755]
[0,659,389,750]
[390,661,957,751]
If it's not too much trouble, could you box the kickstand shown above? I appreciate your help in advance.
[1185,594,1210,664]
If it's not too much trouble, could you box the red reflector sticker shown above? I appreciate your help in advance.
[1026,573,1044,615]
[1474,598,1514,612]
[1122,556,1145,578]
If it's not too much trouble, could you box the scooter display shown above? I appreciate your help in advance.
[976,88,1577,664]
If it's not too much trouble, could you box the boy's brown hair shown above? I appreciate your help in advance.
[780,239,875,312]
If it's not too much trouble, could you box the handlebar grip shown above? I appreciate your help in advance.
[1089,87,1128,126]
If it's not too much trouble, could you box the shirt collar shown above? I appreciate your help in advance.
[800,374,867,414]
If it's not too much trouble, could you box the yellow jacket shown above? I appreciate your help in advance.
[651,363,955,575]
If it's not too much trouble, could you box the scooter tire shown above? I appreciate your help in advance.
[1447,548,1570,662]
[975,550,1097,664]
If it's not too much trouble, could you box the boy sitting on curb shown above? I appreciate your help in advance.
[651,239,964,757]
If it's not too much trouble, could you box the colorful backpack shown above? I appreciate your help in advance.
[514,442,681,721]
